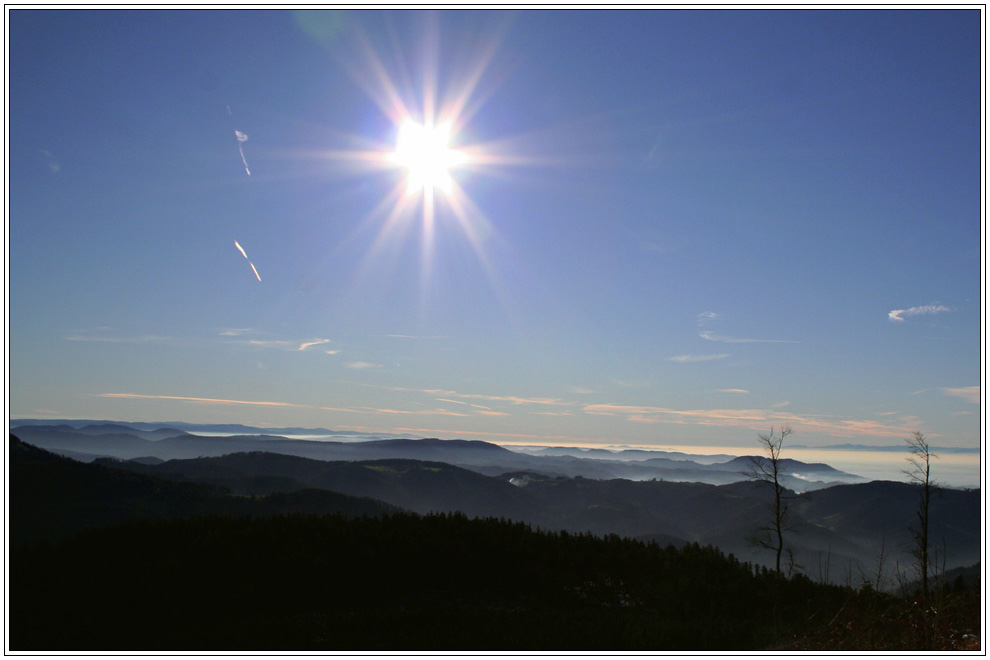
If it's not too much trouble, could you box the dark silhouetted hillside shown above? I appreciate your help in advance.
[10,511,846,651]
[107,451,554,527]
[9,435,399,546]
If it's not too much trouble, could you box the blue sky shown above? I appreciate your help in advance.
[8,9,983,453]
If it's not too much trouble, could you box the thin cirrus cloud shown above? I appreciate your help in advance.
[359,383,576,407]
[231,336,336,352]
[888,304,950,322]
[435,398,494,410]
[40,149,60,173]
[98,393,306,408]
[941,386,980,404]
[219,328,254,337]
[912,386,980,405]
[297,338,331,351]
[320,404,471,417]
[582,403,922,438]
[65,334,173,344]
[346,361,382,369]
[699,331,800,344]
[668,354,729,363]
[714,389,750,394]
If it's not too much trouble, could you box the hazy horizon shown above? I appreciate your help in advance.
[9,416,981,489]
[8,11,982,463]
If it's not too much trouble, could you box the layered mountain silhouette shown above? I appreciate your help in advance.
[9,435,400,546]
[10,425,980,585]
[11,421,863,491]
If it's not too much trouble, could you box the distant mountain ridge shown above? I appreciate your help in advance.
[11,419,396,437]
[10,420,865,491]
[11,435,980,587]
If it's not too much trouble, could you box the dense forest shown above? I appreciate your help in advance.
[8,435,981,651]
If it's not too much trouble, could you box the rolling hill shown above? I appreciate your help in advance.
[11,421,866,490]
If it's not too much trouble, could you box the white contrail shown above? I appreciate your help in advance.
[235,129,251,175]
[234,240,262,281]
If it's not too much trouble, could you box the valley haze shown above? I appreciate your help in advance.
[10,417,980,488]
[8,419,981,596]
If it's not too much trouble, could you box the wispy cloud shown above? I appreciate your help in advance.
[40,149,60,173]
[941,386,980,404]
[699,331,799,344]
[376,408,469,417]
[568,386,596,395]
[668,353,729,363]
[219,328,255,336]
[344,383,578,415]
[435,398,493,410]
[888,304,950,322]
[243,339,298,350]
[393,427,596,443]
[98,393,305,408]
[697,311,720,325]
[610,378,652,389]
[65,334,172,344]
[346,361,382,369]
[229,335,337,354]
[298,338,331,351]
[582,403,922,438]
[319,404,469,417]
[714,388,749,394]
[370,384,576,407]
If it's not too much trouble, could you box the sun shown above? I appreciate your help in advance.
[389,119,467,195]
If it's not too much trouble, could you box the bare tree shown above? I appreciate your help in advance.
[903,431,938,599]
[749,425,794,576]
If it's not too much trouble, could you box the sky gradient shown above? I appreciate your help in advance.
[8,10,984,459]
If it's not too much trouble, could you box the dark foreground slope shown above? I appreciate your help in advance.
[9,435,399,546]
[12,513,981,651]
[13,512,846,651]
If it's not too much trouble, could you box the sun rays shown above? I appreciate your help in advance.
[306,15,523,310]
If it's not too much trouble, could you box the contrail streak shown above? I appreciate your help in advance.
[235,129,251,176]
[234,240,262,281]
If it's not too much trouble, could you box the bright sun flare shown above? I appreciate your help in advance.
[389,119,467,195]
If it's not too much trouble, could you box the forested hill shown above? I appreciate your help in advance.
[8,434,400,546]
[11,511,836,650]
[90,443,981,581]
